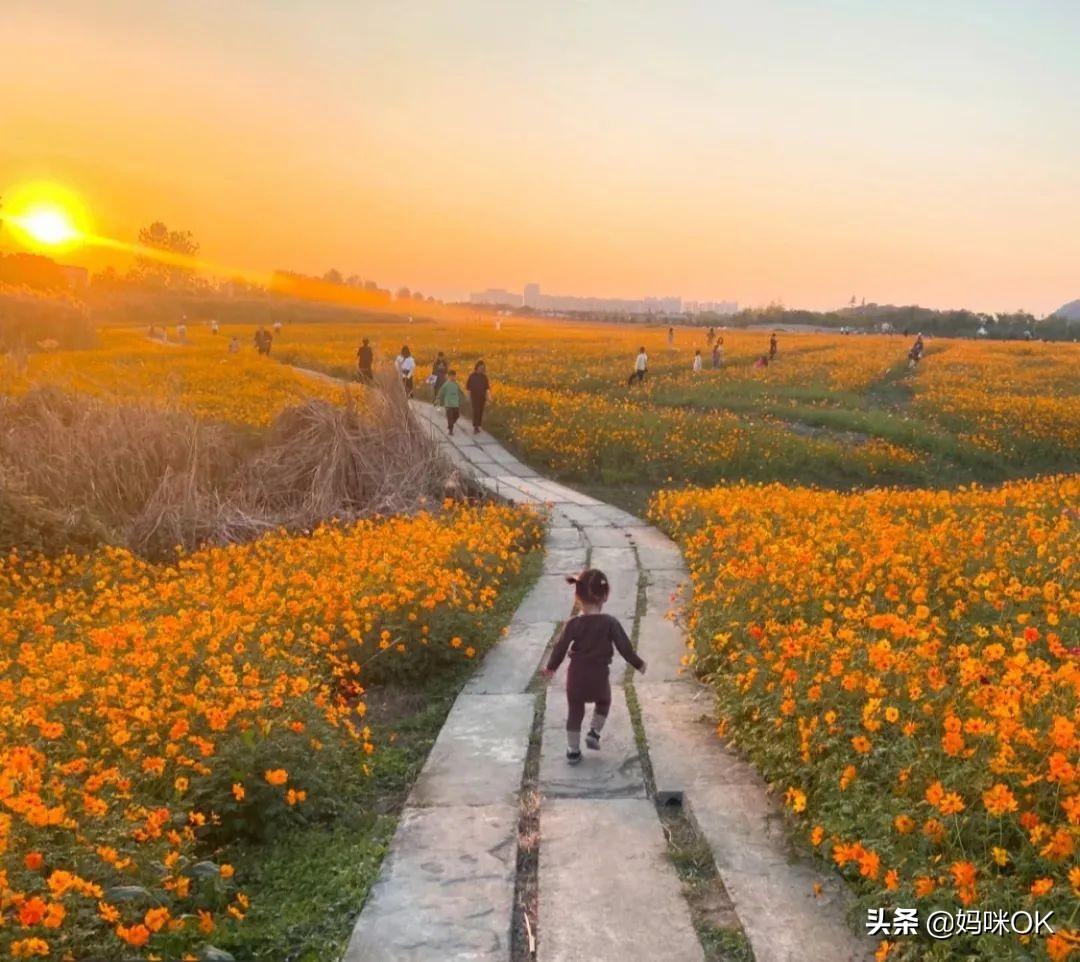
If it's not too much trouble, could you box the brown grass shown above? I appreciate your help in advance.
[0,370,463,558]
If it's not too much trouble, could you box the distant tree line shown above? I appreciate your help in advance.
[694,302,1076,341]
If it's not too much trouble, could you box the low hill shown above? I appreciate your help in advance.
[1054,298,1080,320]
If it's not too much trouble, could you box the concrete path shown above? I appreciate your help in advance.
[343,402,872,962]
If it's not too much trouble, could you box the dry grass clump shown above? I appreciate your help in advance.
[0,370,460,557]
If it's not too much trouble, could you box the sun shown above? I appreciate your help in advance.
[4,181,91,252]
[17,205,80,246]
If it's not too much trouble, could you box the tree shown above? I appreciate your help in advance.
[323,268,344,285]
[132,221,201,289]
[396,286,411,300]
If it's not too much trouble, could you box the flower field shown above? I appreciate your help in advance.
[652,476,1079,961]
[277,317,1080,488]
[0,328,355,427]
[0,504,541,960]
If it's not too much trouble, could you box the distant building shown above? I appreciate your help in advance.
[684,299,738,316]
[519,283,682,315]
[58,264,89,291]
[470,288,523,308]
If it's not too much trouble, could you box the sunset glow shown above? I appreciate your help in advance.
[1,2,1079,312]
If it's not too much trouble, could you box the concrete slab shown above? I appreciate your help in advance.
[545,526,585,550]
[515,574,574,624]
[631,533,685,572]
[529,477,600,506]
[477,477,535,505]
[464,621,558,695]
[589,546,638,573]
[544,547,589,573]
[537,798,704,962]
[587,503,649,527]
[578,525,635,548]
[344,805,517,962]
[553,503,609,526]
[635,609,689,683]
[635,683,873,962]
[538,685,644,799]
[410,694,534,807]
[603,568,640,625]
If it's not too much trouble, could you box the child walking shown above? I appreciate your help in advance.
[435,369,464,434]
[543,569,646,765]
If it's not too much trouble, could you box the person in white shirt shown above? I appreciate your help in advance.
[627,347,648,387]
[395,345,417,397]
[693,349,703,373]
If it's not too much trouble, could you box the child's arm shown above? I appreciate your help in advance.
[542,621,574,679]
[611,618,646,674]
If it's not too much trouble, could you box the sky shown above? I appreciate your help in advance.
[2,0,1078,314]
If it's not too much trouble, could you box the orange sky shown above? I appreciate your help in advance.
[2,1,1079,314]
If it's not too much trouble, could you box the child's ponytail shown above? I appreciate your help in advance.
[567,569,610,605]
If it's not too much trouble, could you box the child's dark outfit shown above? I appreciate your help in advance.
[547,613,643,754]
[435,379,465,434]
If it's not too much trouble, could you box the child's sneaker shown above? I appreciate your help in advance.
[585,729,601,750]
[566,750,582,765]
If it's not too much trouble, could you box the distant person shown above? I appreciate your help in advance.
[395,345,416,397]
[254,327,268,354]
[466,360,491,434]
[543,569,646,766]
[693,349,702,373]
[711,341,721,369]
[754,355,769,369]
[431,351,449,395]
[628,346,648,387]
[356,338,374,383]
[176,322,187,343]
[435,369,465,435]
[273,321,283,334]
[707,326,716,346]
[228,336,240,354]
[769,333,778,361]
[210,319,219,335]
[667,326,675,348]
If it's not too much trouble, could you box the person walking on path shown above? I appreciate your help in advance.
[769,332,778,361]
[693,349,703,373]
[395,345,416,397]
[707,326,716,347]
[431,351,448,396]
[465,360,491,434]
[543,569,647,765]
[228,336,240,354]
[708,339,725,369]
[356,338,374,383]
[667,325,675,348]
[435,369,465,435]
[627,346,648,387]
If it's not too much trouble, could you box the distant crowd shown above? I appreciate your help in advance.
[356,339,492,436]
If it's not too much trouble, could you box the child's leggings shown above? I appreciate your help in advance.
[566,693,611,732]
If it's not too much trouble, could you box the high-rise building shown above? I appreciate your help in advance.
[469,288,523,308]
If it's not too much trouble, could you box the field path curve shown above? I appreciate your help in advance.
[294,381,875,962]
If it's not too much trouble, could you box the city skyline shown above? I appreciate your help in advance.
[2,1,1079,314]
[469,282,736,316]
